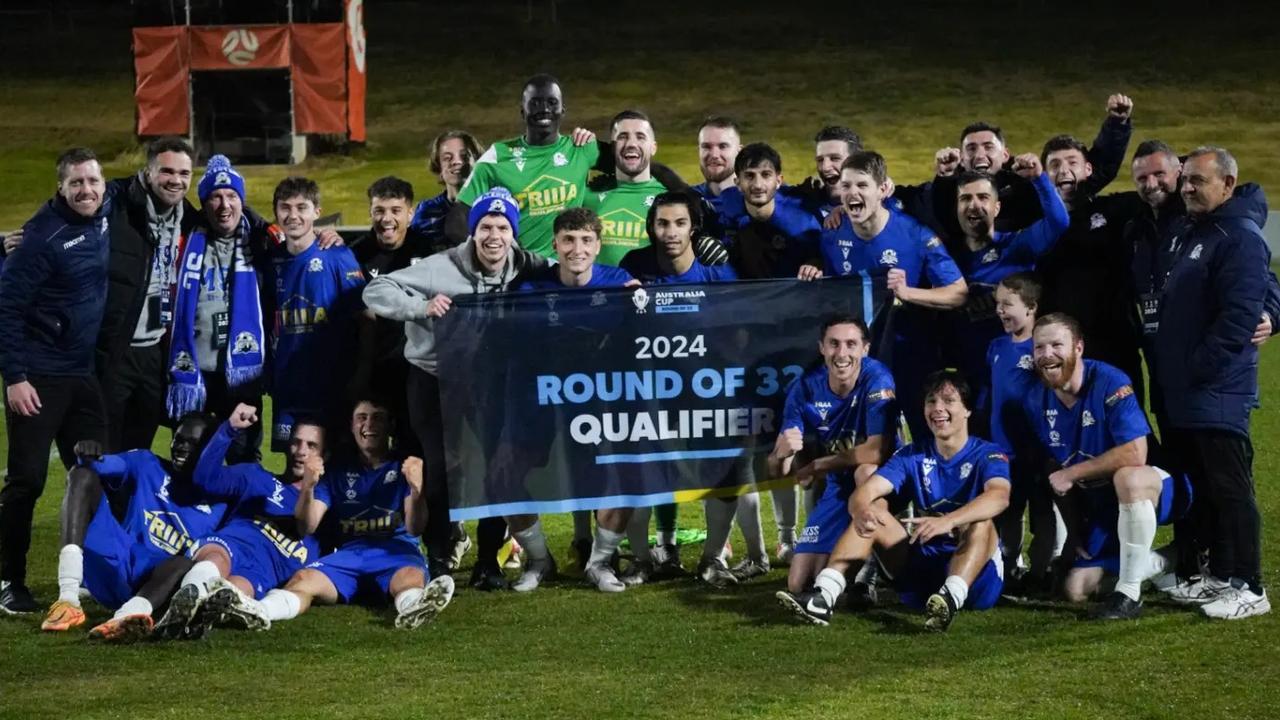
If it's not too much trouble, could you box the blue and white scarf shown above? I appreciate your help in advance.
[166,221,264,418]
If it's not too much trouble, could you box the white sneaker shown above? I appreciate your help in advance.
[1201,585,1271,620]
[1165,576,1230,605]
[511,557,555,593]
[395,576,455,629]
[585,562,626,593]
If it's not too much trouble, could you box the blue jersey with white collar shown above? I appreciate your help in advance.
[1021,360,1149,470]
[88,450,229,563]
[516,263,634,290]
[314,456,417,546]
[779,358,899,488]
[876,437,1011,516]
[619,249,739,284]
[192,422,320,565]
[270,241,366,415]
[986,334,1037,456]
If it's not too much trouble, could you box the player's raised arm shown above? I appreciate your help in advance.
[192,405,259,497]
[401,456,428,538]
[293,455,328,536]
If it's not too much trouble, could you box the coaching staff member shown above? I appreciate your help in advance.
[1154,146,1270,620]
[0,148,112,614]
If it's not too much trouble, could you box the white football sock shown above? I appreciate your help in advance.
[626,507,653,563]
[656,527,676,548]
[572,511,593,543]
[58,545,84,605]
[701,498,736,563]
[943,574,970,608]
[393,587,424,615]
[180,560,222,596]
[814,568,847,607]
[113,596,153,620]
[734,492,767,561]
[588,527,624,568]
[512,520,550,565]
[1117,499,1157,602]
[260,589,301,621]
[772,486,796,542]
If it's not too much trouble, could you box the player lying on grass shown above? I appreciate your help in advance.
[256,397,453,629]
[40,413,225,636]
[150,404,323,639]
[777,370,1010,631]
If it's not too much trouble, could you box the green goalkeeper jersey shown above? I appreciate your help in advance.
[583,178,667,267]
[458,134,600,258]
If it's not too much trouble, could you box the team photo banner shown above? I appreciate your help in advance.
[435,277,876,520]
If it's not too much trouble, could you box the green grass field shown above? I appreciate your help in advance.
[1,2,1279,718]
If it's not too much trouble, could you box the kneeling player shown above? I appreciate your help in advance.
[778,371,1010,631]
[152,404,323,638]
[41,414,225,639]
[766,315,897,594]
[1024,313,1187,619]
[258,398,453,628]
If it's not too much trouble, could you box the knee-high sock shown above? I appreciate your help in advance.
[627,507,653,563]
[701,498,737,563]
[58,545,83,605]
[512,520,550,566]
[734,493,766,561]
[572,511,593,543]
[261,589,301,621]
[1117,500,1157,601]
[589,527,625,568]
[772,486,796,543]
[180,560,221,597]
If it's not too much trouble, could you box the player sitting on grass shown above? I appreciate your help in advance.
[766,315,898,597]
[257,397,453,629]
[778,370,1010,631]
[40,413,225,637]
[151,404,323,638]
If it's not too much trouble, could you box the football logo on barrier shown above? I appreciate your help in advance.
[221,29,260,66]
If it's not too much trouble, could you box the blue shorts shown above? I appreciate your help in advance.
[192,520,315,599]
[83,497,169,609]
[796,481,852,555]
[894,540,1004,611]
[306,536,427,603]
[1074,467,1192,574]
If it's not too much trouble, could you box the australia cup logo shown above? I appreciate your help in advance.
[221,29,260,66]
[632,287,650,314]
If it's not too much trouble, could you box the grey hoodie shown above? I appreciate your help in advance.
[362,237,546,374]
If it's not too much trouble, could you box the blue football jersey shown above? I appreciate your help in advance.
[314,456,417,545]
[620,250,739,284]
[779,358,899,487]
[876,437,1011,515]
[192,422,320,565]
[1021,360,1150,470]
[89,451,229,563]
[986,334,1037,456]
[819,210,963,290]
[409,191,453,249]
[270,241,366,415]
[517,263,634,290]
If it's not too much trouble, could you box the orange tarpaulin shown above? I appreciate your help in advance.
[132,5,365,141]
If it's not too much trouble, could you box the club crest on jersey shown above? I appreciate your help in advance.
[308,257,324,272]
[981,247,1000,264]
[1049,430,1061,446]
[1090,213,1107,230]
[632,287,650,314]
[1105,385,1134,407]
[843,261,852,273]
[383,469,398,485]
[553,152,568,167]
[171,351,196,373]
[1017,354,1033,370]
[1189,244,1203,260]
[1082,410,1095,427]
[879,249,898,266]
[960,462,973,479]
[232,331,260,355]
